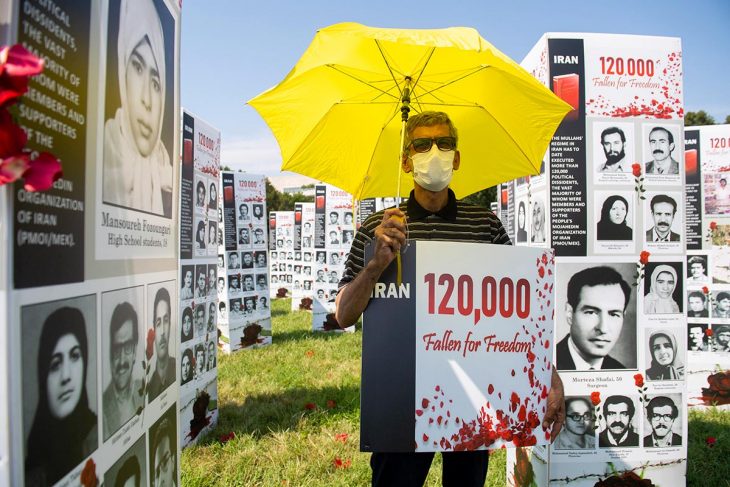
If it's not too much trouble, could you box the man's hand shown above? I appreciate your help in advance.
[371,208,406,272]
[542,366,565,442]
[335,208,406,327]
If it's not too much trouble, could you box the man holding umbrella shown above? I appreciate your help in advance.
[336,111,565,486]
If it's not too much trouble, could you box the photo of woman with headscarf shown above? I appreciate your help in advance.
[646,330,684,381]
[24,303,98,486]
[516,200,527,243]
[597,194,633,240]
[531,198,546,243]
[103,0,173,217]
[643,263,682,314]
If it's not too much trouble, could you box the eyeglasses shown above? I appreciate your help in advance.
[567,413,594,422]
[112,339,136,359]
[409,137,457,153]
[650,413,674,421]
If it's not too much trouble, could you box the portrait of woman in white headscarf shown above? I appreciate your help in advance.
[644,264,681,314]
[104,0,173,217]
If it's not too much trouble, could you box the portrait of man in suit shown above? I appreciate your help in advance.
[599,395,640,447]
[645,194,680,242]
[644,127,679,175]
[644,396,682,447]
[556,266,631,371]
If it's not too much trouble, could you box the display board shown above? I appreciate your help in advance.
[505,33,687,486]
[312,184,354,331]
[291,202,315,311]
[219,172,271,352]
[361,242,555,452]
[684,124,730,410]
[178,109,219,448]
[5,0,183,485]
[357,197,399,227]
[269,211,294,299]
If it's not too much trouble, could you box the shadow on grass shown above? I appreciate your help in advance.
[196,384,361,445]
[272,325,362,345]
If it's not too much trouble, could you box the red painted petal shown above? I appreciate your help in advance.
[22,152,62,191]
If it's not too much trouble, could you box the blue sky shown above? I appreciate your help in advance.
[180,0,729,187]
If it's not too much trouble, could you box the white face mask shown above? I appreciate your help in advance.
[410,146,455,192]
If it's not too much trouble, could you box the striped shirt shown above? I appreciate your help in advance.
[339,189,511,287]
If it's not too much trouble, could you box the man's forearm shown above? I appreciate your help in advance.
[335,260,387,327]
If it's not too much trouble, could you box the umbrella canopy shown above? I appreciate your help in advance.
[249,22,570,200]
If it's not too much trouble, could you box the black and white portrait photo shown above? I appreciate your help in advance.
[642,262,683,315]
[180,265,194,301]
[254,251,267,269]
[555,263,637,371]
[208,180,218,211]
[22,295,98,486]
[208,220,218,250]
[194,303,206,337]
[645,328,685,381]
[688,323,708,352]
[252,203,264,222]
[642,394,683,447]
[686,254,709,283]
[553,396,596,450]
[530,195,547,244]
[712,324,730,352]
[147,282,176,403]
[594,123,634,173]
[102,0,175,217]
[712,291,730,319]
[103,435,147,487]
[181,305,193,343]
[101,286,145,440]
[194,264,208,299]
[149,405,177,487]
[598,395,640,448]
[194,217,207,252]
[516,198,528,243]
[643,125,680,176]
[687,291,709,318]
[644,193,682,244]
[596,193,633,241]
[207,265,217,298]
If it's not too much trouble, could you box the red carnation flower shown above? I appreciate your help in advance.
[702,286,710,295]
[304,402,316,410]
[706,328,713,337]
[639,250,650,265]
[710,221,718,231]
[706,436,717,447]
[632,163,642,177]
[79,458,98,487]
[634,374,644,388]
[590,391,601,406]
[146,328,155,360]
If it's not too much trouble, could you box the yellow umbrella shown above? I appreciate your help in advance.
[249,22,571,200]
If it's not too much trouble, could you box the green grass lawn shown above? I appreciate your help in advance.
[182,299,728,486]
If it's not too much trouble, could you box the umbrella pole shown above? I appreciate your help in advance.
[395,78,411,285]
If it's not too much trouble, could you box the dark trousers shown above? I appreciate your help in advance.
[370,450,489,487]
